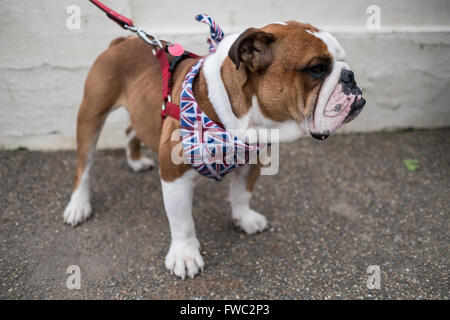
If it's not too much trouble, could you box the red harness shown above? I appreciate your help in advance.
[156,50,199,122]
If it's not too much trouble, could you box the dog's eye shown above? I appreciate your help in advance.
[306,64,327,79]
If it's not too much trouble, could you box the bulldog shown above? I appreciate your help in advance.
[63,20,365,279]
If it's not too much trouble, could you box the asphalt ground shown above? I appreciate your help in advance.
[0,129,448,299]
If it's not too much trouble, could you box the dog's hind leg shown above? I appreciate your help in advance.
[125,125,155,172]
[64,53,123,226]
[228,164,267,234]
[63,97,111,227]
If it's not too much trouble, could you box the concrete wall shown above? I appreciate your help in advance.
[1,0,449,150]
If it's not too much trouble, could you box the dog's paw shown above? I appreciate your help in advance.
[165,238,204,280]
[63,191,92,227]
[127,156,155,172]
[233,209,268,234]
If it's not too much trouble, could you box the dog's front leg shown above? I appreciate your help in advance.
[161,170,204,279]
[229,164,268,234]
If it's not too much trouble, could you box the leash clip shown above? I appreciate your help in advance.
[123,24,138,32]
[137,29,164,50]
[124,25,165,55]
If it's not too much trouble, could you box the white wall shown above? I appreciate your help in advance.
[1,0,449,150]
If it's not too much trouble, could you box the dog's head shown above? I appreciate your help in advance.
[228,21,365,140]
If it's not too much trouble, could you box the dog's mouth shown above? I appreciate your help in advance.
[308,69,365,140]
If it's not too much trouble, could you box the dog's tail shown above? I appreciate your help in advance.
[109,37,127,47]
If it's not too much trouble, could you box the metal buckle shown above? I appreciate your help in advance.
[124,25,168,55]
[162,96,172,112]
[163,96,172,110]
[123,25,138,32]
[137,29,164,48]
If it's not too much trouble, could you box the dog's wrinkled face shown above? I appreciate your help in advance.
[228,21,365,140]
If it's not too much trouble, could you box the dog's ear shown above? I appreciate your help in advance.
[228,28,275,72]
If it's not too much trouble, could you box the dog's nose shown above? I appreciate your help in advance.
[340,69,355,85]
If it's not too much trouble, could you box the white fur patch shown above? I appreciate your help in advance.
[307,30,346,62]
[63,179,92,227]
[63,142,96,226]
[161,170,204,279]
[126,156,155,172]
[267,21,288,27]
[247,96,308,143]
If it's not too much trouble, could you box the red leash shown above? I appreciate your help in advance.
[89,0,198,122]
[89,0,182,55]
[89,0,133,29]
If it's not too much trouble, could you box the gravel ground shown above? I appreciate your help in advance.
[0,129,448,300]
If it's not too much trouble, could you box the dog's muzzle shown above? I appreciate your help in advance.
[309,69,366,140]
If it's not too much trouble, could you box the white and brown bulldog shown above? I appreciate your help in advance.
[64,21,365,279]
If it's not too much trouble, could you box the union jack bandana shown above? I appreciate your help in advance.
[179,14,264,181]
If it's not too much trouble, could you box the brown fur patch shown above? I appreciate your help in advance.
[158,117,192,182]
[109,36,128,47]
[221,58,253,119]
